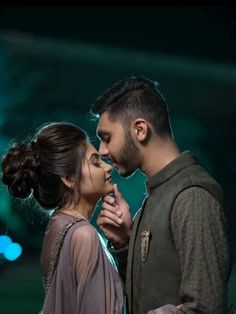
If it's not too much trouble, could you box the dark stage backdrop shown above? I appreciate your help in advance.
[0,7,235,314]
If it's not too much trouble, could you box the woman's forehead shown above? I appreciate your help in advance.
[85,143,98,156]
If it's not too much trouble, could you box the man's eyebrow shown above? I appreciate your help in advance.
[97,130,110,138]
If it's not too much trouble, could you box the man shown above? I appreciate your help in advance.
[90,76,233,314]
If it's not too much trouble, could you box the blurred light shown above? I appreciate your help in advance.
[0,235,12,253]
[4,242,22,261]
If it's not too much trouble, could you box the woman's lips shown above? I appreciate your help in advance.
[105,176,112,184]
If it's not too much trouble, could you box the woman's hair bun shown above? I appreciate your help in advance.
[1,142,40,198]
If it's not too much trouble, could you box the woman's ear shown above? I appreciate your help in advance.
[131,118,150,144]
[61,176,75,190]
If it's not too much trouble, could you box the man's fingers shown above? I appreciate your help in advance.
[113,183,121,198]
[176,304,183,309]
[98,215,121,228]
[100,209,123,224]
[103,194,116,205]
[102,201,121,215]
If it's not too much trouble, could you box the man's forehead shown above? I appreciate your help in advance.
[96,112,124,135]
[96,113,112,132]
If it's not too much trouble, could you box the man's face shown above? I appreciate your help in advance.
[96,112,140,178]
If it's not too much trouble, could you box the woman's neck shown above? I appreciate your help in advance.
[61,198,96,221]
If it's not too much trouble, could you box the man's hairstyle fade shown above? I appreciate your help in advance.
[91,75,172,138]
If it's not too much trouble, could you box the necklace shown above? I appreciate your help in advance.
[61,209,89,221]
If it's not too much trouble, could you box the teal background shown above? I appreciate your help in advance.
[0,6,235,313]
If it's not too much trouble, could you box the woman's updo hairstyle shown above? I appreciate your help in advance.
[2,142,40,198]
[1,122,87,209]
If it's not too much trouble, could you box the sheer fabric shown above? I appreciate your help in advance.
[41,211,124,314]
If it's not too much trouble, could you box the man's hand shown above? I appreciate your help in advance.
[97,183,133,246]
[147,304,182,313]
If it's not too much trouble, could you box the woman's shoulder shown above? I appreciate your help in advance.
[71,222,98,244]
[69,223,101,258]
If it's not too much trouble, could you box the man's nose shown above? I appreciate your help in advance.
[98,142,109,156]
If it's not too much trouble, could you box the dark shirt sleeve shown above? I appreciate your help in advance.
[107,241,129,283]
[170,186,231,314]
[107,206,143,284]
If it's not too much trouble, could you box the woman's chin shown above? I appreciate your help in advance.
[104,185,114,196]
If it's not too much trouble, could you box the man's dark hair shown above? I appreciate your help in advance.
[91,76,172,137]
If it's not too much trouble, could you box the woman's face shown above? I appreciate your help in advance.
[79,143,113,200]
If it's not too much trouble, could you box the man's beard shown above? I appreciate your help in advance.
[117,131,140,178]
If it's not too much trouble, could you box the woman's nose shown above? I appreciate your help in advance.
[104,161,112,173]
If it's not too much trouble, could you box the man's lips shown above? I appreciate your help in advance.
[106,157,119,170]
[111,161,119,169]
[108,156,116,167]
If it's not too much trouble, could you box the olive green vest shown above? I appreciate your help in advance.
[126,151,227,314]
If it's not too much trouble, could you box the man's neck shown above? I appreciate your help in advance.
[140,137,181,177]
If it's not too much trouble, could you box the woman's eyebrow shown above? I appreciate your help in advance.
[89,153,99,161]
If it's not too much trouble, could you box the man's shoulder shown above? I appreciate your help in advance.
[176,161,224,196]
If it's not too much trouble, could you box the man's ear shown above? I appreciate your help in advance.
[61,176,75,190]
[131,118,150,144]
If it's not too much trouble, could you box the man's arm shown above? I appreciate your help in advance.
[147,186,231,314]
[170,186,231,314]
[97,183,133,282]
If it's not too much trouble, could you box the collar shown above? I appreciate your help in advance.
[146,151,198,192]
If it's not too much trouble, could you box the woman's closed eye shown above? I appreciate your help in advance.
[90,153,102,167]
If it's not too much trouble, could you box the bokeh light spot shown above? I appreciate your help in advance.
[4,242,22,261]
[0,235,12,253]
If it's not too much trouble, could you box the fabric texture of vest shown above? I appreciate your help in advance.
[126,151,228,314]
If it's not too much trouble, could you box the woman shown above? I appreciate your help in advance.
[1,122,125,314]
